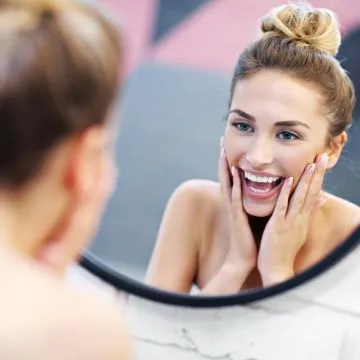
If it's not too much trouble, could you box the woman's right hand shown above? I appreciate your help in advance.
[200,138,257,295]
[218,137,257,274]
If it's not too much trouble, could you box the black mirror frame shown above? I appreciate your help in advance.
[79,225,360,308]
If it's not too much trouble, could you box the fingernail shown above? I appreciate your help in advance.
[221,147,225,157]
[320,153,329,167]
[286,177,293,187]
[231,166,235,176]
[308,163,316,175]
[220,136,224,148]
[319,198,327,207]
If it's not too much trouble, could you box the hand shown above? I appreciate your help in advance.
[218,137,257,273]
[258,153,328,286]
[200,138,257,294]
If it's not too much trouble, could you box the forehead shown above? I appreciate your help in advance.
[230,70,325,123]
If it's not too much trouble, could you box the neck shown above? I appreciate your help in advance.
[0,201,66,278]
[0,195,39,257]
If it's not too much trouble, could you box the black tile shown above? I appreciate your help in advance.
[152,0,210,44]
[338,25,360,119]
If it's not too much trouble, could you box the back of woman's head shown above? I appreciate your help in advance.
[0,0,122,189]
[230,1,356,144]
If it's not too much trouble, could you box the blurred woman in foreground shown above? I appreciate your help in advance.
[0,0,131,358]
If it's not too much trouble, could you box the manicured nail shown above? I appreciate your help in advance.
[231,166,236,176]
[308,163,316,175]
[286,177,293,187]
[319,198,327,207]
[220,136,224,149]
[221,147,225,157]
[320,153,328,167]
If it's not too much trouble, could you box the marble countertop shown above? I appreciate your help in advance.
[66,244,360,360]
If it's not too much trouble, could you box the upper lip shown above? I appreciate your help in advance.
[240,169,283,178]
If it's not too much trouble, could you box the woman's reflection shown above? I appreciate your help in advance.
[146,3,360,294]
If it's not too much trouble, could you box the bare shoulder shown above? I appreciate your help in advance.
[172,179,225,248]
[171,179,222,215]
[0,257,131,360]
[146,179,223,291]
[161,178,224,245]
[52,289,132,360]
[325,192,360,241]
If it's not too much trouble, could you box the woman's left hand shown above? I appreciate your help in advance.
[258,153,329,286]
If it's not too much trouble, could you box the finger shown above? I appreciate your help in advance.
[315,197,327,210]
[218,141,231,202]
[230,166,246,219]
[308,195,327,217]
[231,166,240,206]
[303,153,328,212]
[287,163,315,218]
[272,176,293,219]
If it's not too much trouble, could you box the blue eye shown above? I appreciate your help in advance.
[233,122,253,133]
[277,131,299,141]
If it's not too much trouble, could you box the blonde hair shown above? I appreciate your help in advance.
[261,2,341,56]
[230,2,355,143]
[0,0,122,188]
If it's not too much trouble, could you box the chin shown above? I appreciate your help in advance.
[242,198,276,218]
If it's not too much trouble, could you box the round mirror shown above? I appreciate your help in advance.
[83,0,360,305]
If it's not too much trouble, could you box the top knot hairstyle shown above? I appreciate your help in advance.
[0,0,122,189]
[230,1,356,144]
[261,2,341,56]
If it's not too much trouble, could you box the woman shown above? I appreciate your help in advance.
[146,2,360,295]
[0,0,130,358]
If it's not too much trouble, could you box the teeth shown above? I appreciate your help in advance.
[249,187,271,193]
[244,171,280,183]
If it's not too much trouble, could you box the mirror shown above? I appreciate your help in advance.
[87,0,360,296]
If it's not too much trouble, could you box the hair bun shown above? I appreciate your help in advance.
[2,0,72,18]
[260,2,341,56]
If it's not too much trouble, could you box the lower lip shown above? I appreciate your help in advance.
[240,171,284,200]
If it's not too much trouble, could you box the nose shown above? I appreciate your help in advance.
[245,136,274,169]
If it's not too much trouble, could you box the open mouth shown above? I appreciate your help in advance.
[239,169,284,198]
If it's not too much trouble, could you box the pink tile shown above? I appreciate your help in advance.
[101,0,158,77]
[151,0,360,73]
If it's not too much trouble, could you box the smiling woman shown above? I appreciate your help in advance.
[227,70,331,218]
[145,2,360,295]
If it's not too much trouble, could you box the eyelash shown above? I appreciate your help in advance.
[232,121,301,141]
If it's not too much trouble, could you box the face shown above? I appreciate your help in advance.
[224,70,331,217]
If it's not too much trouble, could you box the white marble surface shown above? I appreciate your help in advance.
[66,243,360,360]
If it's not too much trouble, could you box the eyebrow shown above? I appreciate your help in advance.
[228,109,311,130]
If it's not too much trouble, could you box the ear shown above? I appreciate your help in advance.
[325,131,347,170]
[36,125,110,274]
[64,126,109,199]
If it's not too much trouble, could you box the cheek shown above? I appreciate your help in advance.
[279,148,317,181]
[223,129,247,165]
